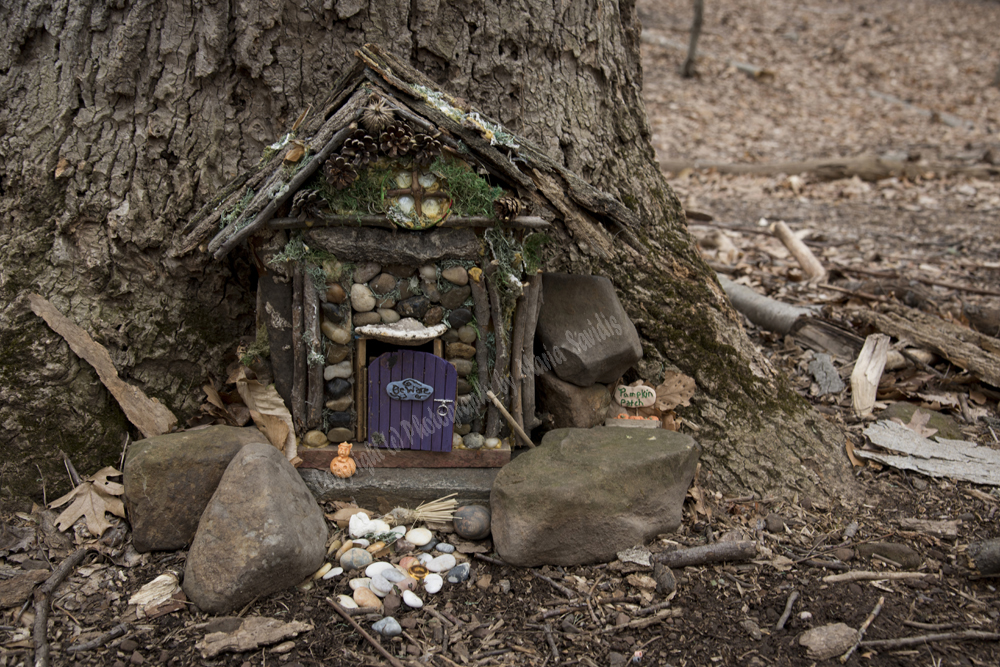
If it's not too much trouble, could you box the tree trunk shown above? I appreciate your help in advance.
[0,0,858,508]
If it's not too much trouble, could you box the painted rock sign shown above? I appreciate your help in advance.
[386,378,434,401]
[615,384,656,408]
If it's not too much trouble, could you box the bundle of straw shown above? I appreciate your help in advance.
[384,493,458,526]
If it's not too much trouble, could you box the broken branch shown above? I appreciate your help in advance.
[653,541,757,568]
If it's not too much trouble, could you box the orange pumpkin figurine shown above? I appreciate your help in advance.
[330,442,357,478]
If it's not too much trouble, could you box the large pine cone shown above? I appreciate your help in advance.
[412,133,442,167]
[342,130,378,168]
[493,196,523,221]
[290,188,320,216]
[324,156,358,190]
[379,123,413,159]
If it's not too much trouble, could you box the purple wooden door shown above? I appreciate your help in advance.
[368,350,456,451]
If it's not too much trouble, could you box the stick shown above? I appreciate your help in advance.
[861,630,1000,649]
[291,266,306,431]
[822,571,933,584]
[484,263,507,439]
[542,623,560,663]
[211,116,360,258]
[487,391,535,448]
[424,606,457,628]
[65,623,128,652]
[304,271,323,429]
[531,571,577,600]
[469,268,492,434]
[681,0,704,78]
[774,590,798,631]
[33,548,88,667]
[600,608,679,634]
[521,273,543,431]
[510,286,529,431]
[771,221,827,283]
[635,600,674,617]
[841,595,883,663]
[326,598,405,667]
[473,553,508,567]
[716,275,814,335]
[653,541,756,568]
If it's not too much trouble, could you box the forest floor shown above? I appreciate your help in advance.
[4,0,1000,666]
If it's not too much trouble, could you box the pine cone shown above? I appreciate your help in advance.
[493,196,523,221]
[290,188,320,216]
[324,155,358,190]
[379,123,413,159]
[412,133,442,166]
[342,130,378,168]
[361,96,395,134]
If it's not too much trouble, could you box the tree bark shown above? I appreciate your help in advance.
[0,0,858,507]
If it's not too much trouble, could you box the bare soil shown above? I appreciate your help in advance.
[4,0,1000,665]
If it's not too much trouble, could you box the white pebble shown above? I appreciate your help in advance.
[352,538,371,548]
[424,573,443,594]
[390,525,407,535]
[322,567,344,580]
[365,562,393,578]
[369,575,393,597]
[799,611,813,621]
[417,553,433,566]
[402,590,424,608]
[350,514,391,538]
[405,527,433,546]
[485,437,501,449]
[382,569,406,583]
[349,577,371,591]
[337,595,359,609]
[426,554,457,572]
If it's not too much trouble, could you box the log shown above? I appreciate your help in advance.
[850,334,890,418]
[469,269,492,434]
[303,272,323,430]
[652,541,756,568]
[521,273,544,431]
[484,263,508,439]
[291,267,306,432]
[771,221,827,283]
[716,275,815,335]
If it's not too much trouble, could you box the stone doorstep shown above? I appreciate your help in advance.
[298,467,499,509]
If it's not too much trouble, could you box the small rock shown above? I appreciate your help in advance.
[427,554,458,573]
[324,361,352,380]
[452,433,464,448]
[326,427,354,442]
[449,308,474,327]
[334,540,354,559]
[326,411,352,429]
[454,423,471,435]
[857,542,921,569]
[451,359,473,377]
[350,284,376,312]
[445,562,471,583]
[321,302,345,324]
[423,306,444,326]
[394,539,415,553]
[440,285,471,310]
[402,590,423,608]
[303,430,328,448]
[424,573,444,594]
[435,543,456,554]
[397,296,430,319]
[353,311,381,326]
[340,548,373,571]
[365,562,392,578]
[366,541,386,554]
[457,325,477,344]
[353,586,382,610]
[418,539,439,552]
[843,521,859,540]
[120,639,139,653]
[379,309,401,324]
[485,437,501,449]
[348,577,370,590]
[353,262,381,284]
[422,280,441,302]
[626,573,657,590]
[912,478,929,491]
[383,264,415,279]
[270,641,295,654]
[418,264,437,282]
[383,592,401,616]
[337,594,358,608]
[369,574,394,596]
[326,284,347,304]
[799,623,857,660]
[831,547,855,562]
[441,266,469,286]
[321,321,351,345]
[499,579,510,594]
[372,617,402,637]
[765,513,785,533]
[405,527,433,546]
[325,395,353,411]
[453,505,491,540]
[447,342,477,359]
[442,328,460,343]
[322,567,343,580]
[369,273,398,295]
[463,433,485,450]
[325,344,350,364]
[740,618,763,641]
[653,562,676,594]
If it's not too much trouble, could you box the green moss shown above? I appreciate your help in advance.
[430,157,503,216]
[523,233,551,274]
[316,165,396,216]
[240,324,270,366]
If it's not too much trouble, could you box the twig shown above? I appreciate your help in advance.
[542,623,560,663]
[486,390,535,448]
[823,571,933,584]
[600,608,679,634]
[841,595,884,663]
[424,606,457,628]
[533,605,587,621]
[775,591,799,631]
[327,598,405,667]
[531,571,578,600]
[635,600,674,617]
[33,548,88,667]
[902,620,957,631]
[802,558,850,571]
[473,553,508,567]
[861,630,1000,649]
[65,623,128,653]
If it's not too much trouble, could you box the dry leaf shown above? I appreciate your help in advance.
[687,485,712,519]
[283,140,306,163]
[49,467,126,537]
[249,410,290,454]
[890,408,938,438]
[655,371,697,411]
[236,374,297,460]
[845,439,864,467]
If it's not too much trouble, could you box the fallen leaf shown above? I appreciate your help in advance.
[890,408,937,438]
[236,374,297,460]
[655,371,697,411]
[249,410,290,454]
[49,467,126,537]
[845,440,864,467]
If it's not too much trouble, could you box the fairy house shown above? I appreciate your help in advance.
[184,45,644,472]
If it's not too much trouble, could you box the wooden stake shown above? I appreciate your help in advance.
[291,267,306,432]
[771,220,827,283]
[303,272,323,430]
[486,391,534,448]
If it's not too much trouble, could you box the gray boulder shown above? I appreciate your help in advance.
[490,427,700,566]
[537,372,612,429]
[183,442,328,614]
[124,426,270,553]
[536,273,642,386]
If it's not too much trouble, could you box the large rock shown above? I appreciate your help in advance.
[490,427,700,566]
[183,442,327,614]
[537,372,612,428]
[124,426,270,553]
[536,273,642,386]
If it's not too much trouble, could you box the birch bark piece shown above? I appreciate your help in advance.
[770,221,827,283]
[27,294,177,438]
[850,334,890,417]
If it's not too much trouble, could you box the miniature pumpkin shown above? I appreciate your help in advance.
[330,442,357,478]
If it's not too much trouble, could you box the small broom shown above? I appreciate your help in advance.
[383,493,458,526]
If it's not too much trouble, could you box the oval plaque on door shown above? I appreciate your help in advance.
[386,378,434,401]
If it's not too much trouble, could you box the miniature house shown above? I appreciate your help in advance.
[197,45,644,472]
